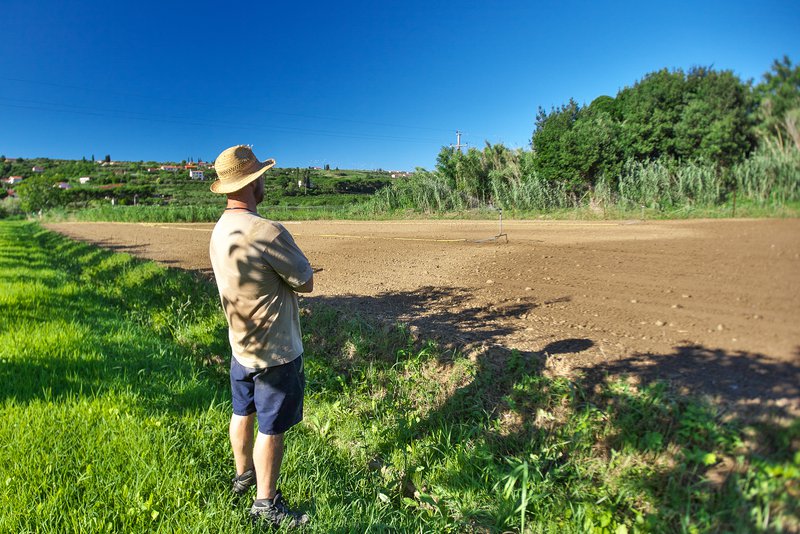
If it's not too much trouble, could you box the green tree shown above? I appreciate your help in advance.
[530,99,581,186]
[587,95,618,118]
[754,56,800,151]
[675,67,756,165]
[15,175,63,212]
[570,104,623,183]
[531,98,620,191]
[616,68,686,161]
[435,147,460,189]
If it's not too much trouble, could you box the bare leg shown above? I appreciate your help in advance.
[253,432,284,500]
[230,413,255,475]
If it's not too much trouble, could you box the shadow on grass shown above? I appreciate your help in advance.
[300,287,799,531]
[0,223,230,414]
[82,239,150,256]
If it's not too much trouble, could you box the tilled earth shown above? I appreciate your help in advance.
[46,218,800,421]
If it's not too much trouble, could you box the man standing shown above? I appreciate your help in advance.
[208,145,313,528]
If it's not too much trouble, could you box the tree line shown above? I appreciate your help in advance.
[373,56,799,213]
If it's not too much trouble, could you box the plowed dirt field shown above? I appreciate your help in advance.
[46,218,800,420]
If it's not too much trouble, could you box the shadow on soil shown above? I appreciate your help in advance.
[578,344,800,422]
[305,285,543,347]
[306,287,799,423]
[304,288,799,531]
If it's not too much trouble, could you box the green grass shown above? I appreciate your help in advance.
[38,199,800,225]
[1,221,798,532]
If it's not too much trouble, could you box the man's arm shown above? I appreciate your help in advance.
[294,273,314,293]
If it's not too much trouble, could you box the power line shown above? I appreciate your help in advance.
[0,76,454,135]
[0,97,446,144]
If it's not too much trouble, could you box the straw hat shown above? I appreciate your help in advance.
[210,145,276,194]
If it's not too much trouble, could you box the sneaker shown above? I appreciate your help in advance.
[250,490,310,528]
[232,468,257,496]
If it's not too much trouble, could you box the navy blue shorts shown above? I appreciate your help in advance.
[230,355,305,435]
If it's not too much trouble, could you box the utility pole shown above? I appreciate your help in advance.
[450,130,468,153]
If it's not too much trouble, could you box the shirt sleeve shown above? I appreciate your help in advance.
[261,224,313,289]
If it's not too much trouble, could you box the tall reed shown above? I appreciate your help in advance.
[372,145,799,215]
[733,147,800,205]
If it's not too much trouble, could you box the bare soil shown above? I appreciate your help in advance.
[46,218,800,421]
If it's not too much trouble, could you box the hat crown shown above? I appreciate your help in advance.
[216,145,260,179]
[210,144,275,194]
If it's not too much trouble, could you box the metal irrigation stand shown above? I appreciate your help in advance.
[496,207,509,242]
[474,207,509,243]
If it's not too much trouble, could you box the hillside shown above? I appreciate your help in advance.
[0,156,406,213]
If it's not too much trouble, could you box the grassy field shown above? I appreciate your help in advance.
[35,197,800,224]
[1,221,798,532]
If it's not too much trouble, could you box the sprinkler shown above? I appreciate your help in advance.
[496,208,508,243]
[473,206,508,243]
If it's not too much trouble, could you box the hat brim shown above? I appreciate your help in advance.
[210,158,276,194]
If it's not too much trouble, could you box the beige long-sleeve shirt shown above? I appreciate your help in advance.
[209,212,312,369]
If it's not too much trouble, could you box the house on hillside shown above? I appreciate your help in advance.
[189,170,205,180]
[79,177,91,184]
[6,176,24,185]
[160,165,179,172]
[32,166,44,173]
[55,182,71,190]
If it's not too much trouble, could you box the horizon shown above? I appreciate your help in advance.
[1,0,798,170]
[0,155,410,173]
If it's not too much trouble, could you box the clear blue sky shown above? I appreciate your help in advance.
[1,0,798,170]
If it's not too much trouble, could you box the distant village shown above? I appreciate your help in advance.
[2,158,212,192]
[1,157,410,211]
[1,157,411,196]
